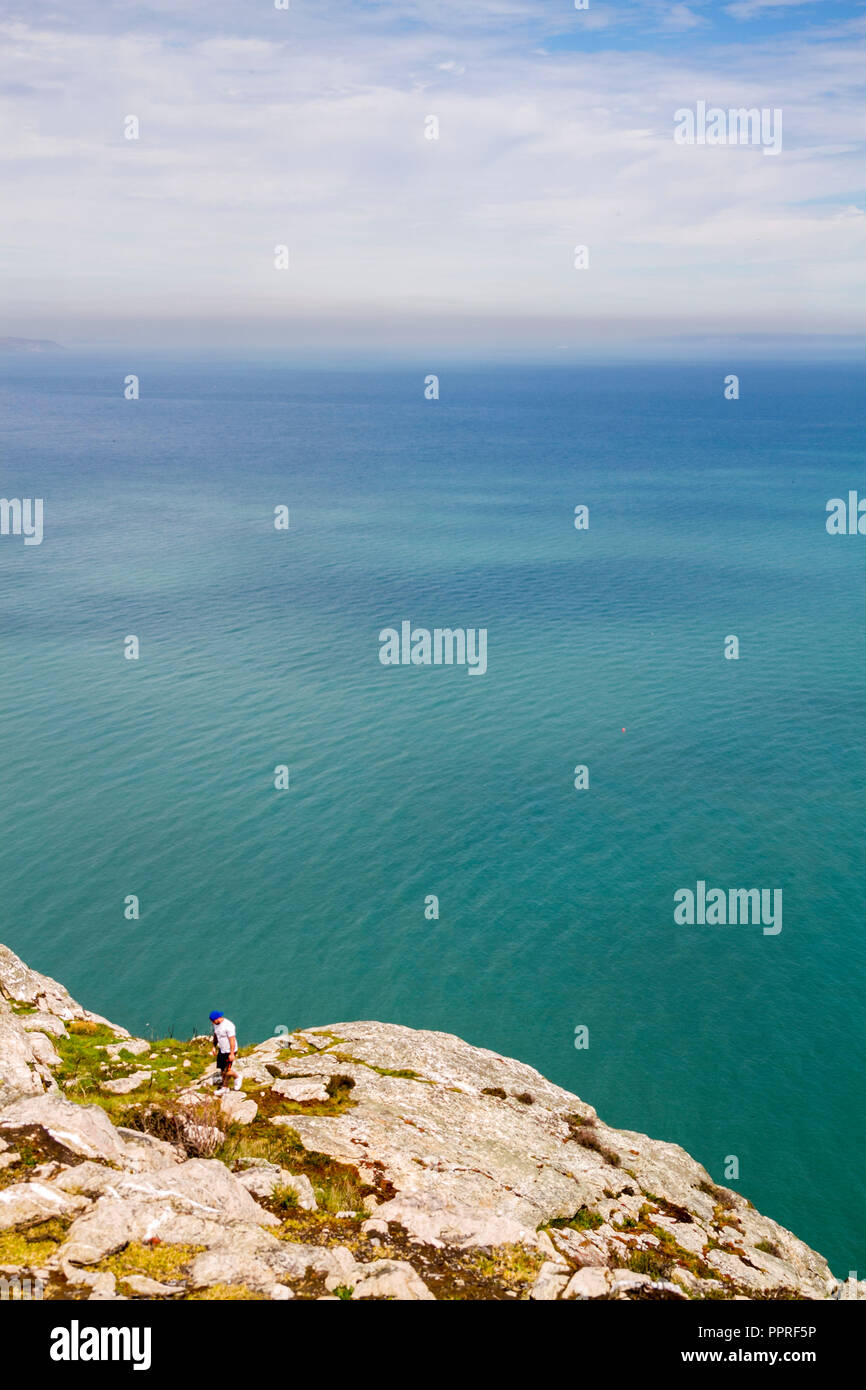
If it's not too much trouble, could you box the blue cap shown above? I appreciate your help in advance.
[209,1011,223,1022]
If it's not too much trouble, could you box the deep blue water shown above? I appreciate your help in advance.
[0,357,863,1275]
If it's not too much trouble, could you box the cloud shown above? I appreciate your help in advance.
[1,4,864,350]
[724,0,825,20]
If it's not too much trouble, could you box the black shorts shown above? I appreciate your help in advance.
[216,1051,232,1071]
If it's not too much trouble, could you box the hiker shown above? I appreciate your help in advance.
[209,1010,243,1093]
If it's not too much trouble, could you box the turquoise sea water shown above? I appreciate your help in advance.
[0,358,863,1275]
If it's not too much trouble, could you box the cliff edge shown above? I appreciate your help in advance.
[0,943,857,1302]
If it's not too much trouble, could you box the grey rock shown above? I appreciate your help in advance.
[26,1030,61,1069]
[106,1040,150,1060]
[61,1199,277,1267]
[0,997,49,1104]
[328,1258,435,1301]
[530,1261,571,1300]
[271,1077,329,1103]
[219,1092,258,1125]
[51,1162,119,1199]
[101,1070,152,1095]
[106,1159,280,1226]
[563,1266,613,1299]
[0,1093,131,1165]
[114,1128,184,1170]
[364,1193,536,1251]
[0,943,128,1035]
[22,1013,67,1038]
[122,1274,182,1296]
[0,1180,88,1231]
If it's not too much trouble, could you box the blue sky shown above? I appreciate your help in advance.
[2,0,865,356]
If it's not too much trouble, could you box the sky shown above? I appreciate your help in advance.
[1,0,865,358]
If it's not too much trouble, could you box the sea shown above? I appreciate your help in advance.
[0,355,863,1276]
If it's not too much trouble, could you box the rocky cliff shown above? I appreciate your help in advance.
[0,942,857,1302]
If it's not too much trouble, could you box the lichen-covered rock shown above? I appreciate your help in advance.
[0,1093,132,1165]
[0,1179,88,1231]
[0,943,127,1034]
[0,997,50,1104]
[0,942,851,1302]
[21,1013,68,1039]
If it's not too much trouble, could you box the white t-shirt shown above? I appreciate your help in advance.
[212,1017,236,1052]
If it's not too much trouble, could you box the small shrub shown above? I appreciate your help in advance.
[123,1098,224,1158]
[698,1180,737,1210]
[514,1092,534,1105]
[481,1086,507,1099]
[325,1075,356,1101]
[270,1185,300,1214]
[68,1019,101,1036]
[569,1126,621,1167]
[625,1249,673,1279]
[755,1239,782,1258]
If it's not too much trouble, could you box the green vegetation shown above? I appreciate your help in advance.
[104,1241,205,1284]
[473,1245,543,1293]
[55,1028,212,1118]
[698,1180,737,1211]
[219,1118,376,1215]
[548,1207,604,1232]
[0,1217,70,1267]
[607,1202,718,1283]
[186,1284,265,1300]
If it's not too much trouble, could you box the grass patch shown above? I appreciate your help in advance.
[246,1079,357,1121]
[269,1184,300,1215]
[327,1053,432,1084]
[0,1141,41,1191]
[623,1248,674,1279]
[548,1207,604,1232]
[219,1119,379,1213]
[55,1030,211,1114]
[608,1202,719,1283]
[104,1241,205,1283]
[473,1245,543,1293]
[186,1284,265,1300]
[0,1218,70,1268]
